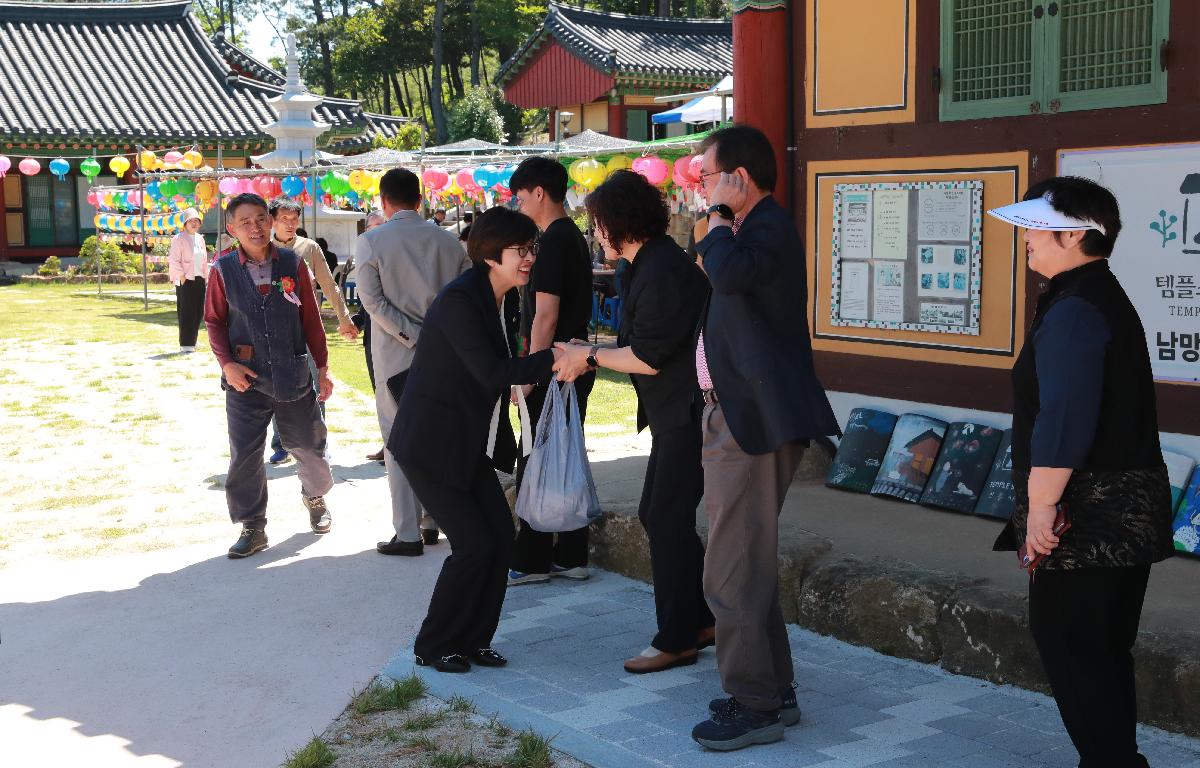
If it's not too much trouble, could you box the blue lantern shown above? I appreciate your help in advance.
[281,175,304,197]
[49,157,70,180]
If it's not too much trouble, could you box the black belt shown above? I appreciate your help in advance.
[701,389,718,406]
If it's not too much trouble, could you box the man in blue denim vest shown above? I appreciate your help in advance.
[203,193,335,558]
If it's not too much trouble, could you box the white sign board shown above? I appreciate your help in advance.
[1061,144,1200,383]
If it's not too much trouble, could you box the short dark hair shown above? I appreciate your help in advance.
[226,193,268,220]
[1024,176,1122,258]
[585,170,669,248]
[296,228,308,237]
[268,196,302,218]
[379,168,421,207]
[509,157,568,203]
[467,207,537,266]
[458,225,472,242]
[700,124,777,193]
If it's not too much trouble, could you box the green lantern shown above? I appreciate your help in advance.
[80,157,101,180]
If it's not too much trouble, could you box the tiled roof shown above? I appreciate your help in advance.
[0,0,404,148]
[497,3,731,87]
[212,31,285,86]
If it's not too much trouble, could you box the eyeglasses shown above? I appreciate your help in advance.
[698,168,723,183]
[507,243,538,259]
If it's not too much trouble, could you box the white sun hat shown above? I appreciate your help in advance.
[181,208,203,225]
[987,193,1106,235]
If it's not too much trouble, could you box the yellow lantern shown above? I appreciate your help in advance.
[573,158,606,190]
[109,156,130,175]
[606,155,632,176]
[139,150,156,169]
[182,150,204,170]
[195,180,217,203]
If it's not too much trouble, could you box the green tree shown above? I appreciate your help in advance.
[373,123,425,151]
[448,86,506,143]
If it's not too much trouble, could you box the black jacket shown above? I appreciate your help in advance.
[389,265,554,487]
[696,195,840,454]
[618,235,709,435]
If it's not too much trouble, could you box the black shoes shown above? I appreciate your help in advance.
[228,526,268,559]
[692,698,785,751]
[421,529,440,546]
[376,536,424,556]
[303,496,331,534]
[471,648,507,667]
[709,687,801,727]
[415,653,471,673]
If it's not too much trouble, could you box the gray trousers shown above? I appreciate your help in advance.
[701,401,806,712]
[226,386,333,525]
[375,368,436,542]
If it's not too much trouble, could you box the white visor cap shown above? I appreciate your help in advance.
[987,193,1106,235]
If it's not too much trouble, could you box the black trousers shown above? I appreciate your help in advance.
[511,372,596,573]
[404,454,514,659]
[175,277,206,347]
[1029,564,1152,768]
[640,419,714,653]
[361,310,376,392]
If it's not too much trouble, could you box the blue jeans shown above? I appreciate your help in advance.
[270,356,324,452]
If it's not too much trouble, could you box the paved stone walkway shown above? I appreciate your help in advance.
[383,570,1200,768]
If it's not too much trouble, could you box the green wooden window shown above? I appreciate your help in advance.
[24,176,79,247]
[626,109,649,142]
[941,0,1169,121]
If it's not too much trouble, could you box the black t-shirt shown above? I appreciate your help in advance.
[529,217,593,344]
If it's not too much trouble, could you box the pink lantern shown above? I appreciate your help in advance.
[0,156,9,177]
[238,178,257,195]
[164,150,184,166]
[86,190,98,206]
[677,155,701,185]
[688,154,704,183]
[254,175,273,197]
[456,168,480,193]
[422,167,450,191]
[632,155,669,186]
[218,177,240,196]
[18,158,40,176]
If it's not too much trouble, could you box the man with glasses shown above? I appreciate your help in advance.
[356,168,471,557]
[506,156,597,586]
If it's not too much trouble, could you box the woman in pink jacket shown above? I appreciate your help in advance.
[167,209,210,352]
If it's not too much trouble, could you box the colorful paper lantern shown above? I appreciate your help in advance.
[0,156,10,178]
[19,158,40,176]
[281,175,304,197]
[176,178,196,196]
[218,177,240,196]
[632,155,669,186]
[571,158,606,190]
[606,155,632,176]
[163,151,184,168]
[675,155,701,185]
[182,150,204,170]
[422,168,450,192]
[688,154,704,183]
[109,156,130,175]
[348,169,370,193]
[139,150,157,169]
[48,158,69,180]
[195,180,217,203]
[455,168,480,194]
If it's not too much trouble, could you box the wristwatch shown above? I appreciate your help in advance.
[586,345,600,369]
[706,203,734,220]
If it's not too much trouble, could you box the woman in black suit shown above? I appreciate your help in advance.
[557,170,715,674]
[389,207,577,673]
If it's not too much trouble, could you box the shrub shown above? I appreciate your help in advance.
[37,255,62,276]
[373,122,424,151]
[448,86,506,144]
[79,236,140,275]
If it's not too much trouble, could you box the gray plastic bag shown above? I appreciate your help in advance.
[515,380,601,533]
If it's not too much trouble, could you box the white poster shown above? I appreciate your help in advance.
[918,188,972,241]
[917,244,970,298]
[840,261,870,320]
[840,192,872,260]
[1061,144,1200,382]
[872,262,905,322]
[872,189,909,259]
[920,302,967,326]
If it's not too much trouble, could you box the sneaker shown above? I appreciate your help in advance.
[227,525,268,559]
[550,563,589,580]
[268,449,290,464]
[709,687,801,727]
[303,495,331,534]
[507,569,550,586]
[692,698,784,751]
[180,346,196,353]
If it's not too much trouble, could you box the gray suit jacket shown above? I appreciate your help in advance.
[355,209,471,378]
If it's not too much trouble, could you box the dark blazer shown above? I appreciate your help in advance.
[618,235,709,435]
[389,265,554,487]
[696,195,840,455]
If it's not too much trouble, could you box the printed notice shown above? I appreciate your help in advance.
[872,189,909,260]
[840,192,872,261]
[840,261,869,320]
[917,244,970,298]
[872,263,905,323]
[919,302,967,326]
[918,188,972,241]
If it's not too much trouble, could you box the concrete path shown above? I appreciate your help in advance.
[386,571,1200,768]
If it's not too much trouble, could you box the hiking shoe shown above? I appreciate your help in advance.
[692,698,784,751]
[709,688,801,726]
[303,495,331,533]
[228,526,268,559]
[550,563,589,580]
[507,569,550,586]
[268,449,290,464]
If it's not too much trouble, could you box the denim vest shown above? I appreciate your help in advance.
[215,248,311,402]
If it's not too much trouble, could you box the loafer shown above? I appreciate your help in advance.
[697,626,716,650]
[507,569,549,586]
[692,698,784,751]
[303,495,331,534]
[421,529,440,546]
[471,648,507,667]
[376,536,423,556]
[550,563,589,580]
[366,448,384,462]
[227,526,267,559]
[623,647,698,674]
[415,653,470,673]
[710,688,801,727]
[268,449,290,465]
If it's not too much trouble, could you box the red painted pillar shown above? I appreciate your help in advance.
[733,6,790,209]
[608,98,624,139]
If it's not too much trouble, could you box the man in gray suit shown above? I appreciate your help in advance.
[355,169,471,556]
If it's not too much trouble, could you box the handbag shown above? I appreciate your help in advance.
[514,380,601,533]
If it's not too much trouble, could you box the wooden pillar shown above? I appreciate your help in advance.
[0,172,7,261]
[608,97,624,139]
[733,3,790,209]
